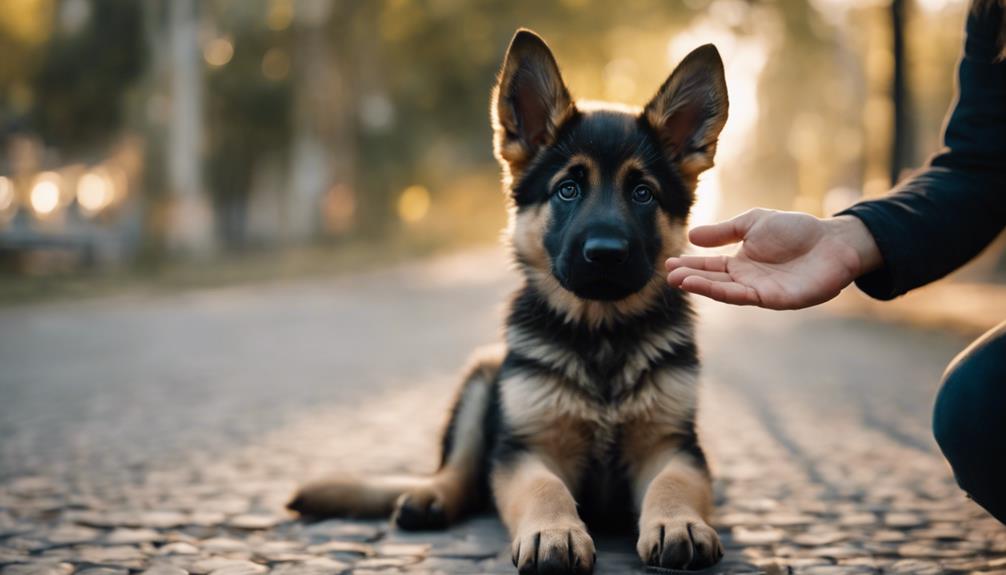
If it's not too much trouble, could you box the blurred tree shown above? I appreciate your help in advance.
[204,1,293,248]
[0,0,145,158]
[0,0,55,145]
[28,0,146,156]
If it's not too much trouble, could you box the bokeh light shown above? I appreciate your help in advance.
[322,184,356,234]
[397,185,431,224]
[0,176,14,212]
[266,0,294,31]
[204,36,234,68]
[261,48,290,81]
[30,172,61,217]
[77,169,115,215]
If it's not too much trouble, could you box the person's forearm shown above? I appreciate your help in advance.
[827,215,883,278]
[838,167,1006,300]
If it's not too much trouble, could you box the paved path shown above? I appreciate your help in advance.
[1,247,1003,574]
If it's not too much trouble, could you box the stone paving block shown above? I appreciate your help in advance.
[353,556,422,570]
[74,545,148,568]
[0,563,74,575]
[886,558,944,574]
[301,521,383,543]
[106,528,164,545]
[189,558,268,575]
[228,516,287,531]
[43,526,103,546]
[139,567,190,575]
[269,557,350,574]
[304,541,374,558]
[76,568,130,575]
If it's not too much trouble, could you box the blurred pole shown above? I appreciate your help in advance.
[167,0,214,255]
[287,0,336,242]
[287,0,361,240]
[890,0,914,186]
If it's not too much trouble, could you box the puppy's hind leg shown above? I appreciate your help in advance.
[393,348,501,530]
[288,474,428,519]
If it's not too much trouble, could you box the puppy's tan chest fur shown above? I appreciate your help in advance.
[499,361,699,480]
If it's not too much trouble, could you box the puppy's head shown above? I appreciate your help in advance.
[495,29,728,311]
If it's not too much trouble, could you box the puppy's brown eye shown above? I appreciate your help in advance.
[556,180,580,201]
[631,185,653,204]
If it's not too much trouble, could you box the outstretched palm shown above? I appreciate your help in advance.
[666,209,878,310]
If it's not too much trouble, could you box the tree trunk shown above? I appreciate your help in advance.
[890,0,914,186]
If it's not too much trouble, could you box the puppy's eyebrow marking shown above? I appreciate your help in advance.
[548,154,600,192]
[616,158,659,194]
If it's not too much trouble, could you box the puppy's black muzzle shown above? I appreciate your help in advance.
[559,230,652,301]
[582,236,629,266]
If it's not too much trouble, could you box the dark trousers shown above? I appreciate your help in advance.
[933,321,1006,524]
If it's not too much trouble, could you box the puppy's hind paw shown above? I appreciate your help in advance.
[393,488,448,531]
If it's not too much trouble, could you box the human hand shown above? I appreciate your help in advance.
[666,209,882,310]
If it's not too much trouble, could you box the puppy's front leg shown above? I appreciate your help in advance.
[633,450,723,570]
[493,452,595,575]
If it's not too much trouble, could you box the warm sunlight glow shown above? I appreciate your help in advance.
[915,0,964,12]
[397,185,431,223]
[603,58,638,103]
[667,7,770,229]
[691,169,722,229]
[668,17,769,165]
[30,172,61,216]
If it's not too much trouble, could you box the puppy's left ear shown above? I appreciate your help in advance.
[643,44,728,179]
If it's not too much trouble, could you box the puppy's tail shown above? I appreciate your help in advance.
[288,345,503,522]
[287,474,427,518]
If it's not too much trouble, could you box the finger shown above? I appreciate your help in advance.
[666,268,732,287]
[679,276,761,306]
[665,255,728,273]
[688,209,765,248]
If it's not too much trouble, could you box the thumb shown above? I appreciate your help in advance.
[689,208,765,247]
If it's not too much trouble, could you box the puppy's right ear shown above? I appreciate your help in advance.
[492,29,574,182]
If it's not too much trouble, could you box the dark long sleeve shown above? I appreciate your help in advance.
[838,1,1006,300]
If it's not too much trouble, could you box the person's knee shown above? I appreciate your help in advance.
[932,364,983,492]
[932,322,1006,520]
[934,324,1006,448]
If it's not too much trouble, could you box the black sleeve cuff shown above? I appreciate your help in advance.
[836,203,908,301]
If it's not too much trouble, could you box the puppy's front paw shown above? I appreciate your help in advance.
[393,488,448,531]
[637,518,722,570]
[511,523,595,574]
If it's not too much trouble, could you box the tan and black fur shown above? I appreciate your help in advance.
[290,29,729,573]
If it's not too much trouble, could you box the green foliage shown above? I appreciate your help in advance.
[27,0,146,155]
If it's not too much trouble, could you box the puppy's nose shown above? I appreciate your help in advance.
[583,236,629,266]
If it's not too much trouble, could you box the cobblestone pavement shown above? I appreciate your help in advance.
[2,247,1004,575]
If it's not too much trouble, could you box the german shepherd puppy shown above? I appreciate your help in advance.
[289,29,728,573]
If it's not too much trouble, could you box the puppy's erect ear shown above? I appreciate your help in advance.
[492,29,574,180]
[643,44,728,179]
